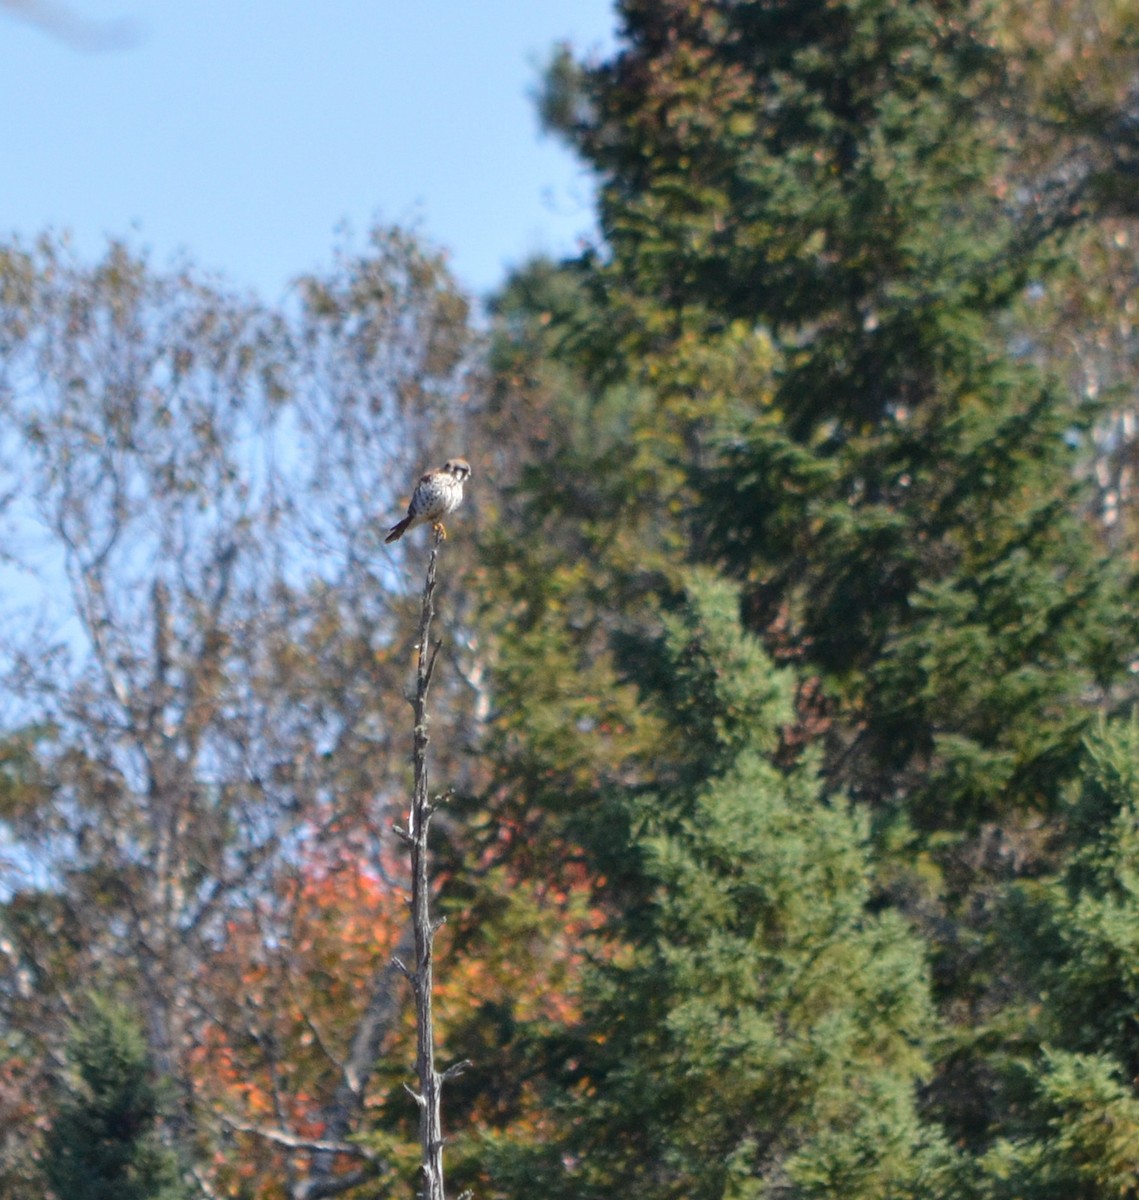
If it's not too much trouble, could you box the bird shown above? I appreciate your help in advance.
[384,458,471,543]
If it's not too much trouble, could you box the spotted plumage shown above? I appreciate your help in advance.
[385,458,471,543]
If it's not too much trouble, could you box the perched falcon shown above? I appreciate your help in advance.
[385,458,471,543]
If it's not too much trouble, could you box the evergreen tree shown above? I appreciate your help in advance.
[976,719,1139,1198]
[466,2,1139,1190]
[486,575,938,1200]
[540,0,1138,827]
[42,998,187,1200]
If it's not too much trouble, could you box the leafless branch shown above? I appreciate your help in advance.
[224,1113,386,1200]
[403,527,454,1200]
[222,1119,381,1162]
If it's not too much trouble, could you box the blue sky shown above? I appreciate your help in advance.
[1,0,617,301]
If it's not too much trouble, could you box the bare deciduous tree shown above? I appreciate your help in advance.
[0,229,486,1196]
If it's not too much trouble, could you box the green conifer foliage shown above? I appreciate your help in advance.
[473,5,1139,1192]
[978,719,1139,1196]
[42,999,187,1200]
[488,576,935,1200]
[541,0,1138,825]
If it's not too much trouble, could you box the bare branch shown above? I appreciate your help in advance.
[188,1163,226,1200]
[221,1118,381,1162]
[440,1059,472,1083]
[404,527,454,1200]
[225,1117,387,1200]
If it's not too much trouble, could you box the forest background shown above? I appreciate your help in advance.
[6,1,1139,1198]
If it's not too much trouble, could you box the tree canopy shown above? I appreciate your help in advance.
[6,3,1139,1198]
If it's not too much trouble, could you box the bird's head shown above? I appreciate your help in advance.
[443,458,471,481]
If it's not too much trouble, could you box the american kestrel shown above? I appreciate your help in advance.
[384,458,471,543]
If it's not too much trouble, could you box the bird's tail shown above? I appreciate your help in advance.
[384,515,412,544]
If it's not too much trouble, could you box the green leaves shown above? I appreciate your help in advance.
[527,576,934,1200]
[43,998,187,1200]
[473,6,1139,1196]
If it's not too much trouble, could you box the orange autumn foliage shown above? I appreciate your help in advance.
[189,829,607,1198]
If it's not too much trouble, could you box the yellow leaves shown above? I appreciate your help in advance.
[802,228,828,258]
[727,109,757,139]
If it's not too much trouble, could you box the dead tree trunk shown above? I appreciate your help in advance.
[396,528,468,1200]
